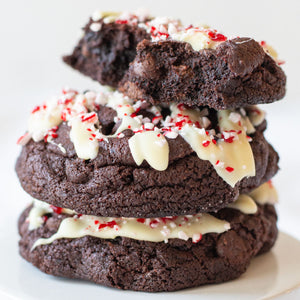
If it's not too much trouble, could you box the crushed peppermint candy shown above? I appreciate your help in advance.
[192,233,202,243]
[90,22,102,32]
[178,231,189,241]
[225,166,234,173]
[18,88,259,186]
[229,112,241,123]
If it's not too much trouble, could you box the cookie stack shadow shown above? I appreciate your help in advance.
[16,11,285,292]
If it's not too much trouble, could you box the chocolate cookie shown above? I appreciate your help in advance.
[63,12,286,109]
[15,90,279,218]
[18,203,278,292]
[63,14,151,88]
[119,38,286,109]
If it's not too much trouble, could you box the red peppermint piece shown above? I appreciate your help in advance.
[50,205,63,214]
[42,215,48,223]
[31,106,41,114]
[260,40,266,47]
[152,116,163,124]
[137,218,146,223]
[224,136,235,143]
[225,166,234,173]
[81,113,97,123]
[192,233,202,244]
[161,216,178,224]
[202,140,210,147]
[98,220,117,230]
[149,220,159,228]
[115,19,128,24]
[17,132,31,145]
[207,30,227,42]
[268,180,273,188]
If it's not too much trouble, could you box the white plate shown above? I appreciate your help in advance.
[0,229,300,300]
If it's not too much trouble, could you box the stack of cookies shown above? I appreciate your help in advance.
[16,11,286,292]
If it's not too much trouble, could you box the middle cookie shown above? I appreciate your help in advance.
[15,89,279,217]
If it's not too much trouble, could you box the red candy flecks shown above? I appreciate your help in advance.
[202,140,210,147]
[44,126,59,143]
[137,218,146,223]
[115,19,128,24]
[268,180,273,188]
[50,205,63,214]
[31,104,47,114]
[80,112,97,123]
[192,233,203,244]
[98,220,117,230]
[160,216,178,223]
[207,30,227,42]
[225,166,234,173]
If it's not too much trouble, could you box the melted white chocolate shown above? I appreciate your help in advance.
[178,114,255,187]
[27,199,75,230]
[247,106,266,127]
[20,89,266,188]
[69,117,99,160]
[179,124,255,187]
[228,195,257,214]
[114,116,141,136]
[172,29,219,51]
[27,200,53,230]
[249,181,278,205]
[168,106,255,187]
[129,131,169,171]
[32,213,230,250]
[29,182,277,249]
[91,11,120,22]
[28,101,63,142]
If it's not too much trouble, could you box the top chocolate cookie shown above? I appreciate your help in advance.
[63,11,286,109]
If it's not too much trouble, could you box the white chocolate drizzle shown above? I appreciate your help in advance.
[29,182,277,249]
[27,199,76,230]
[89,11,283,61]
[249,181,278,205]
[247,106,266,127]
[27,200,53,230]
[170,27,226,51]
[228,195,257,214]
[89,10,226,50]
[69,115,99,160]
[18,89,265,187]
[171,106,255,187]
[129,131,169,171]
[28,101,63,142]
[32,213,229,250]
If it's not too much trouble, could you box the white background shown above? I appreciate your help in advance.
[0,0,299,298]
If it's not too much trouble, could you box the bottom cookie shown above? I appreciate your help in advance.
[18,202,277,292]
